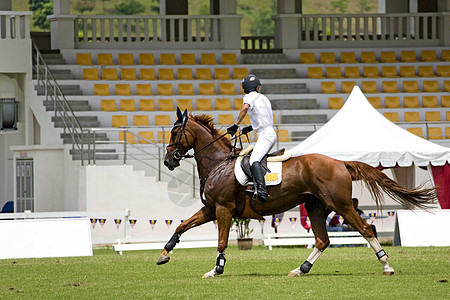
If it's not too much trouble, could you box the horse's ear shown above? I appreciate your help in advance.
[176,107,183,123]
[182,109,188,126]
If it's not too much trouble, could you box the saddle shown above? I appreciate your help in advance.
[240,148,286,179]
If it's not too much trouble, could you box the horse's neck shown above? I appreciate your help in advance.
[194,135,232,180]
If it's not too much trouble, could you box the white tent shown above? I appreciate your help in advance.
[290,86,450,167]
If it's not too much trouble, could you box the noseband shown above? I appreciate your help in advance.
[166,122,193,161]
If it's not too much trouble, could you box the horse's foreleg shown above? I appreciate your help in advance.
[202,205,233,278]
[288,200,329,277]
[157,206,215,265]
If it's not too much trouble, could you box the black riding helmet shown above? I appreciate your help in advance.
[242,75,261,94]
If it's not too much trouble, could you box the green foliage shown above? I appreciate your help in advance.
[331,0,349,13]
[358,0,372,13]
[73,0,95,15]
[30,0,53,30]
[232,218,253,238]
[113,0,145,15]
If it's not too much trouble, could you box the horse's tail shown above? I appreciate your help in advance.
[344,161,438,210]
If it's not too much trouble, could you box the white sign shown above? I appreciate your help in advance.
[0,218,92,259]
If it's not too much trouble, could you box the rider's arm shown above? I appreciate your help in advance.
[235,103,250,125]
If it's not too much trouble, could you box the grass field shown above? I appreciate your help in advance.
[0,246,448,299]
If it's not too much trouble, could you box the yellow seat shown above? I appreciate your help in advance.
[399,66,416,77]
[361,81,378,93]
[201,53,216,65]
[381,51,397,63]
[121,68,137,80]
[385,96,401,108]
[157,84,173,95]
[445,80,450,92]
[425,111,441,122]
[94,84,110,95]
[363,66,379,78]
[381,66,398,78]
[423,80,440,92]
[437,66,450,77]
[118,53,134,65]
[418,66,434,77]
[196,68,212,80]
[344,67,360,78]
[98,53,113,65]
[76,53,92,65]
[421,50,437,62]
[367,97,382,108]
[447,111,450,121]
[133,115,149,126]
[329,97,344,109]
[115,84,131,96]
[215,68,230,80]
[446,127,450,139]
[404,112,420,122]
[233,68,248,79]
[139,99,155,111]
[234,98,243,110]
[442,50,450,61]
[383,112,399,122]
[300,52,316,64]
[158,99,174,111]
[422,96,438,108]
[320,52,336,64]
[341,81,356,93]
[197,98,212,110]
[277,130,291,142]
[157,131,171,143]
[177,99,193,111]
[403,96,420,108]
[383,81,400,93]
[441,95,450,108]
[240,115,251,125]
[340,52,357,63]
[160,53,175,65]
[220,83,236,95]
[199,83,215,95]
[407,127,423,137]
[360,52,377,63]
[102,68,118,80]
[401,51,417,62]
[139,53,154,65]
[402,81,419,93]
[140,69,156,80]
[100,99,117,111]
[307,67,324,79]
[178,84,194,95]
[119,99,136,111]
[180,53,196,65]
[119,132,135,144]
[112,115,128,127]
[177,68,193,80]
[428,127,443,139]
[159,68,174,80]
[155,115,171,125]
[138,131,155,144]
[222,53,237,64]
[321,82,337,93]
[83,68,99,80]
[326,67,342,78]
[136,84,152,96]
[215,98,231,110]
[218,114,234,125]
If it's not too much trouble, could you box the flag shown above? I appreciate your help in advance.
[149,219,157,230]
[165,219,173,229]
[90,218,97,229]
[305,217,311,227]
[369,213,376,224]
[214,219,218,229]
[99,218,106,228]
[273,217,281,228]
[114,219,122,230]
[387,211,395,222]
[129,219,137,229]
[338,215,344,225]
[289,217,297,227]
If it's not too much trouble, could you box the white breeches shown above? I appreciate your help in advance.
[249,126,277,165]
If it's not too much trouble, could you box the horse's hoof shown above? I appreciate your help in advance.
[383,270,394,276]
[202,268,217,278]
[156,255,170,265]
[287,268,305,277]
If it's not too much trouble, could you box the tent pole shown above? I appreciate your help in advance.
[426,164,436,187]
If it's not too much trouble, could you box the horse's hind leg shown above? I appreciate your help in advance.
[157,206,215,265]
[288,199,330,276]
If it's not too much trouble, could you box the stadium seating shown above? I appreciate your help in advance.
[364,66,379,78]
[158,99,174,111]
[215,68,230,80]
[140,69,155,80]
[383,112,399,122]
[102,68,118,80]
[402,81,419,93]
[98,53,113,65]
[328,97,344,109]
[399,66,416,77]
[326,67,342,78]
[340,52,357,63]
[215,98,232,110]
[277,130,291,142]
[367,97,382,108]
[437,66,450,77]
[222,53,237,64]
[218,114,234,125]
[233,68,248,79]
[136,84,152,96]
[382,81,400,93]
[425,111,441,122]
[133,115,149,126]
[177,99,193,111]
[118,53,134,65]
[320,52,336,64]
[300,52,316,63]
[157,131,171,143]
[385,96,401,108]
[421,50,437,62]
[362,81,378,93]
[234,98,243,110]
[442,96,450,107]
[76,53,92,65]
[196,98,212,110]
[178,84,194,95]
[445,80,450,92]
[220,83,236,95]
[121,68,137,80]
[139,53,154,65]
[160,53,175,65]
[139,99,155,111]
[344,67,360,78]
[199,83,215,95]
[401,51,417,62]
[308,67,324,78]
[361,51,377,63]
[112,115,128,127]
[321,82,337,93]
[196,68,212,80]
[201,53,216,64]
[423,80,440,92]
[83,68,99,80]
[422,96,438,108]
[180,53,196,65]
[446,127,450,139]
[155,115,171,125]
[115,84,131,96]
[138,131,155,143]
[178,68,194,80]
[119,132,135,143]
[157,84,173,95]
[442,50,450,61]
[381,51,397,63]
[341,81,356,93]
[418,66,434,77]
[428,127,443,139]
[159,68,174,80]
[407,127,423,137]
[404,112,420,122]
[382,66,398,78]
[94,84,110,95]
[119,99,136,111]
[100,99,116,111]
[403,96,420,108]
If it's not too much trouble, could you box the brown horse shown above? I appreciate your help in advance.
[157,108,437,278]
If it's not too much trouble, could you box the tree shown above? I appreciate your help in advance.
[29,0,53,30]
[73,0,95,15]
[358,0,372,13]
[114,0,146,15]
[330,0,349,14]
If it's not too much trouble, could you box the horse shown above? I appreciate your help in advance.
[157,108,437,278]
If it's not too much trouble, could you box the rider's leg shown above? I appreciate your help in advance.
[250,161,268,201]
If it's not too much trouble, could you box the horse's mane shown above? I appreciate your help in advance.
[189,113,233,147]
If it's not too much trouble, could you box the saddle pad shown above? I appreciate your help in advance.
[234,156,282,186]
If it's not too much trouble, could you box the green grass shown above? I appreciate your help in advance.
[0,246,448,299]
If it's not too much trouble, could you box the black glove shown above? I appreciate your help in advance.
[241,125,253,135]
[227,124,238,136]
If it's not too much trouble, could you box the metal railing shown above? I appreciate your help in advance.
[32,41,85,165]
[241,36,276,53]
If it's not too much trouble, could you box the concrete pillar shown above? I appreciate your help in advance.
[0,0,12,10]
[215,0,241,49]
[47,0,76,49]
[438,0,450,46]
[273,0,300,49]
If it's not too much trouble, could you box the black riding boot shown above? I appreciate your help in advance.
[250,161,268,202]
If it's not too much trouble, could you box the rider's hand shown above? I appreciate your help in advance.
[227,124,239,136]
[241,125,253,135]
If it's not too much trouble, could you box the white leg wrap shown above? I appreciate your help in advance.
[288,247,323,277]
[202,267,218,278]
[366,237,394,275]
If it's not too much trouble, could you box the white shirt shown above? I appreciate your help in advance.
[243,92,273,131]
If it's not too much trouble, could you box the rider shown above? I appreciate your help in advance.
[227,75,277,202]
